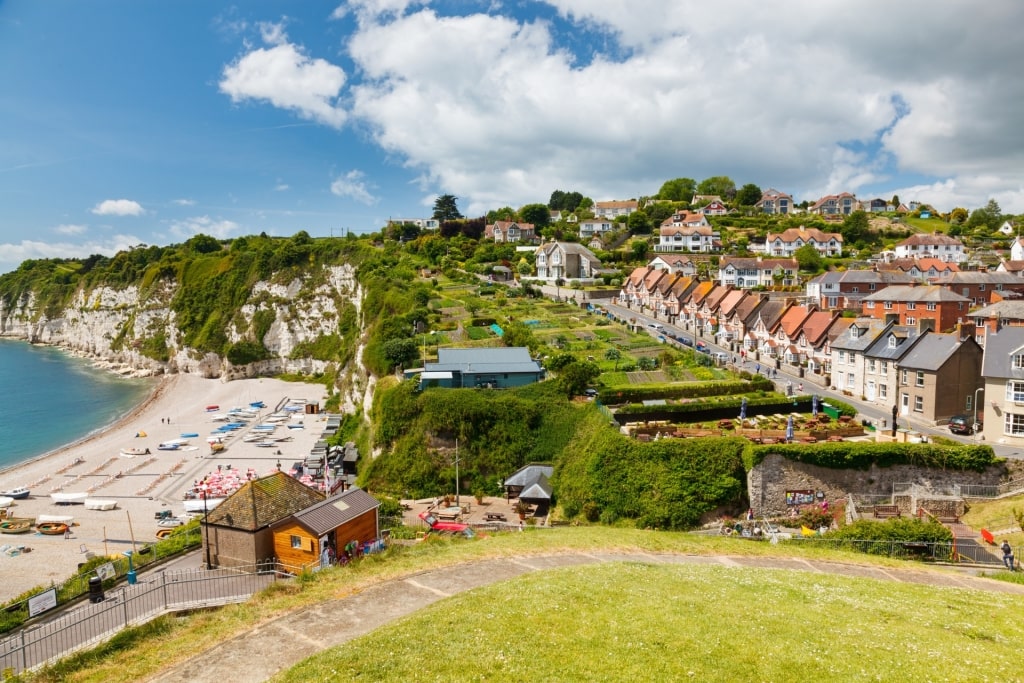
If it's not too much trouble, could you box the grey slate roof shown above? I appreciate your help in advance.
[831,319,891,352]
[863,325,924,361]
[429,347,542,374]
[288,487,379,537]
[862,285,970,303]
[933,271,1024,285]
[504,464,554,500]
[981,327,1024,378]
[897,333,963,372]
[811,269,915,285]
[971,300,1024,320]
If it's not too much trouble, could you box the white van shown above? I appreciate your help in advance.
[711,352,730,365]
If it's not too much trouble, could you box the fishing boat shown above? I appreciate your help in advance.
[205,404,220,412]
[183,497,225,513]
[180,432,199,439]
[84,498,118,511]
[0,497,13,509]
[120,447,151,457]
[210,441,225,454]
[0,518,33,534]
[37,514,74,525]
[50,492,88,505]
[0,487,30,500]
[36,521,69,536]
[157,442,180,451]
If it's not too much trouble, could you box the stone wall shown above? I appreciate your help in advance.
[748,452,1011,517]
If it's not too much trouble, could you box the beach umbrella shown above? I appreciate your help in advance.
[786,415,794,442]
[739,397,747,420]
[812,394,818,417]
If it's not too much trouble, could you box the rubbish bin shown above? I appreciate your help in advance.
[88,575,104,603]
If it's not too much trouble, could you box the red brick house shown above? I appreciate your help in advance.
[860,285,971,332]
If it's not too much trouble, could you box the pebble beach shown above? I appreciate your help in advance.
[0,373,330,602]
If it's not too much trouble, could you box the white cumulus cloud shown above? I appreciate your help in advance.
[330,170,378,205]
[91,199,144,216]
[54,224,88,236]
[219,27,348,129]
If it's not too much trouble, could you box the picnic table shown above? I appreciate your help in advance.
[435,507,463,521]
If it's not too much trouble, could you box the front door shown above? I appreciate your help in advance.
[866,381,876,401]
[901,392,909,416]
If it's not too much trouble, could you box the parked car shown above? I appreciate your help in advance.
[711,352,730,365]
[647,322,665,331]
[677,335,694,347]
[948,415,979,435]
[584,388,598,398]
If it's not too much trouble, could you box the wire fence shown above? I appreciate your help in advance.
[0,560,290,677]
[0,526,202,636]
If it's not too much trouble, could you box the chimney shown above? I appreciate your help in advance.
[957,321,976,341]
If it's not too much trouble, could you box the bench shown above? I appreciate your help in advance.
[874,505,901,519]
[436,511,462,521]
[485,512,507,521]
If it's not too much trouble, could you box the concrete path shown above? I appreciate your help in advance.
[147,551,1024,683]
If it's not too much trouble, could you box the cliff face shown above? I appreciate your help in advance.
[0,264,364,387]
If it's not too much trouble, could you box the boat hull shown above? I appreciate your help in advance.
[36,522,68,536]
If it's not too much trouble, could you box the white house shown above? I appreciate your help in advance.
[655,212,719,253]
[893,234,966,263]
[593,200,639,218]
[764,227,843,257]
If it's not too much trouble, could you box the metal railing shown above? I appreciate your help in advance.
[0,560,288,676]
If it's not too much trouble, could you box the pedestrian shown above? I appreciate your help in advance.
[755,363,760,374]
[1002,540,1015,570]
[64,527,70,540]
[746,508,754,521]
[798,382,803,393]
[772,368,777,379]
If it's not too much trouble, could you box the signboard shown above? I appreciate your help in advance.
[785,490,815,506]
[96,562,116,581]
[28,588,57,618]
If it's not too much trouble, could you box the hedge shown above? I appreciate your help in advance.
[747,442,997,472]
[599,376,774,404]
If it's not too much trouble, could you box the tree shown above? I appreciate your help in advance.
[736,183,763,207]
[382,338,419,371]
[630,239,650,261]
[794,244,823,272]
[519,203,552,227]
[656,177,696,202]
[556,360,601,398]
[627,210,651,234]
[604,347,622,370]
[890,194,900,208]
[967,199,1002,233]
[487,206,517,222]
[502,321,538,353]
[697,176,737,200]
[517,259,533,277]
[432,194,463,221]
[840,210,870,245]
[549,190,584,212]
[544,351,576,371]
[949,207,969,224]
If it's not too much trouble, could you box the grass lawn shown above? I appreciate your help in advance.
[277,561,1024,682]
[962,494,1024,547]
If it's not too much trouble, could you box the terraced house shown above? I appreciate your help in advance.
[764,227,843,258]
[718,256,798,289]
[861,285,971,332]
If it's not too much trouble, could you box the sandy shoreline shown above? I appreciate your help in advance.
[0,374,329,602]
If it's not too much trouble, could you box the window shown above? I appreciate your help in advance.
[914,396,923,412]
[884,301,893,309]
[1013,354,1024,370]
[880,384,888,399]
[847,372,855,388]
[866,301,874,309]
[852,286,859,293]
[868,359,876,373]
[880,361,888,374]
[906,302,916,310]
[915,371,924,387]
[906,317,915,325]
[966,395,973,411]
[888,336,897,348]
[901,369,908,385]
[1006,381,1024,403]
[870,283,876,291]
[850,327,860,339]
[838,350,846,363]
[290,535,302,549]
[1005,413,1024,436]
[926,302,936,311]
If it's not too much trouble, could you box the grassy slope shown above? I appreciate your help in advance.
[32,528,1024,683]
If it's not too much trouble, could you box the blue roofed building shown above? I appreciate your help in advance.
[418,347,545,390]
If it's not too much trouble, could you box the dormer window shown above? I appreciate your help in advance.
[850,327,860,339]
[888,336,897,348]
[1013,353,1024,370]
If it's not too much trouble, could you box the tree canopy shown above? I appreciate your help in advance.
[735,183,762,206]
[697,176,736,200]
[656,178,696,202]
[432,194,464,221]
[519,203,552,227]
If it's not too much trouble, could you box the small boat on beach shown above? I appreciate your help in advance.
[180,432,199,439]
[84,498,118,511]
[50,492,88,505]
[158,443,180,451]
[37,514,74,524]
[205,405,219,412]
[0,519,33,534]
[36,522,68,536]
[120,447,151,457]
[183,497,225,513]
[0,487,30,500]
[0,497,13,509]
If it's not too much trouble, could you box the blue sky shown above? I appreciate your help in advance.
[1,0,1023,275]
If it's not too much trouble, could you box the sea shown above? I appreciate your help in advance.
[0,339,155,472]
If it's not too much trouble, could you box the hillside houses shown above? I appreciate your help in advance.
[485,221,537,243]
[719,257,798,289]
[806,270,916,310]
[764,227,843,258]
[534,241,606,281]
[755,189,793,215]
[809,192,856,216]
[594,200,639,218]
[860,285,971,331]
[655,212,720,253]
[893,234,966,263]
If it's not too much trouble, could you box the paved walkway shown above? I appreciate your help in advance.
[147,551,1024,683]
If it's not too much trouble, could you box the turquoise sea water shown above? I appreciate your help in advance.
[0,340,154,471]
